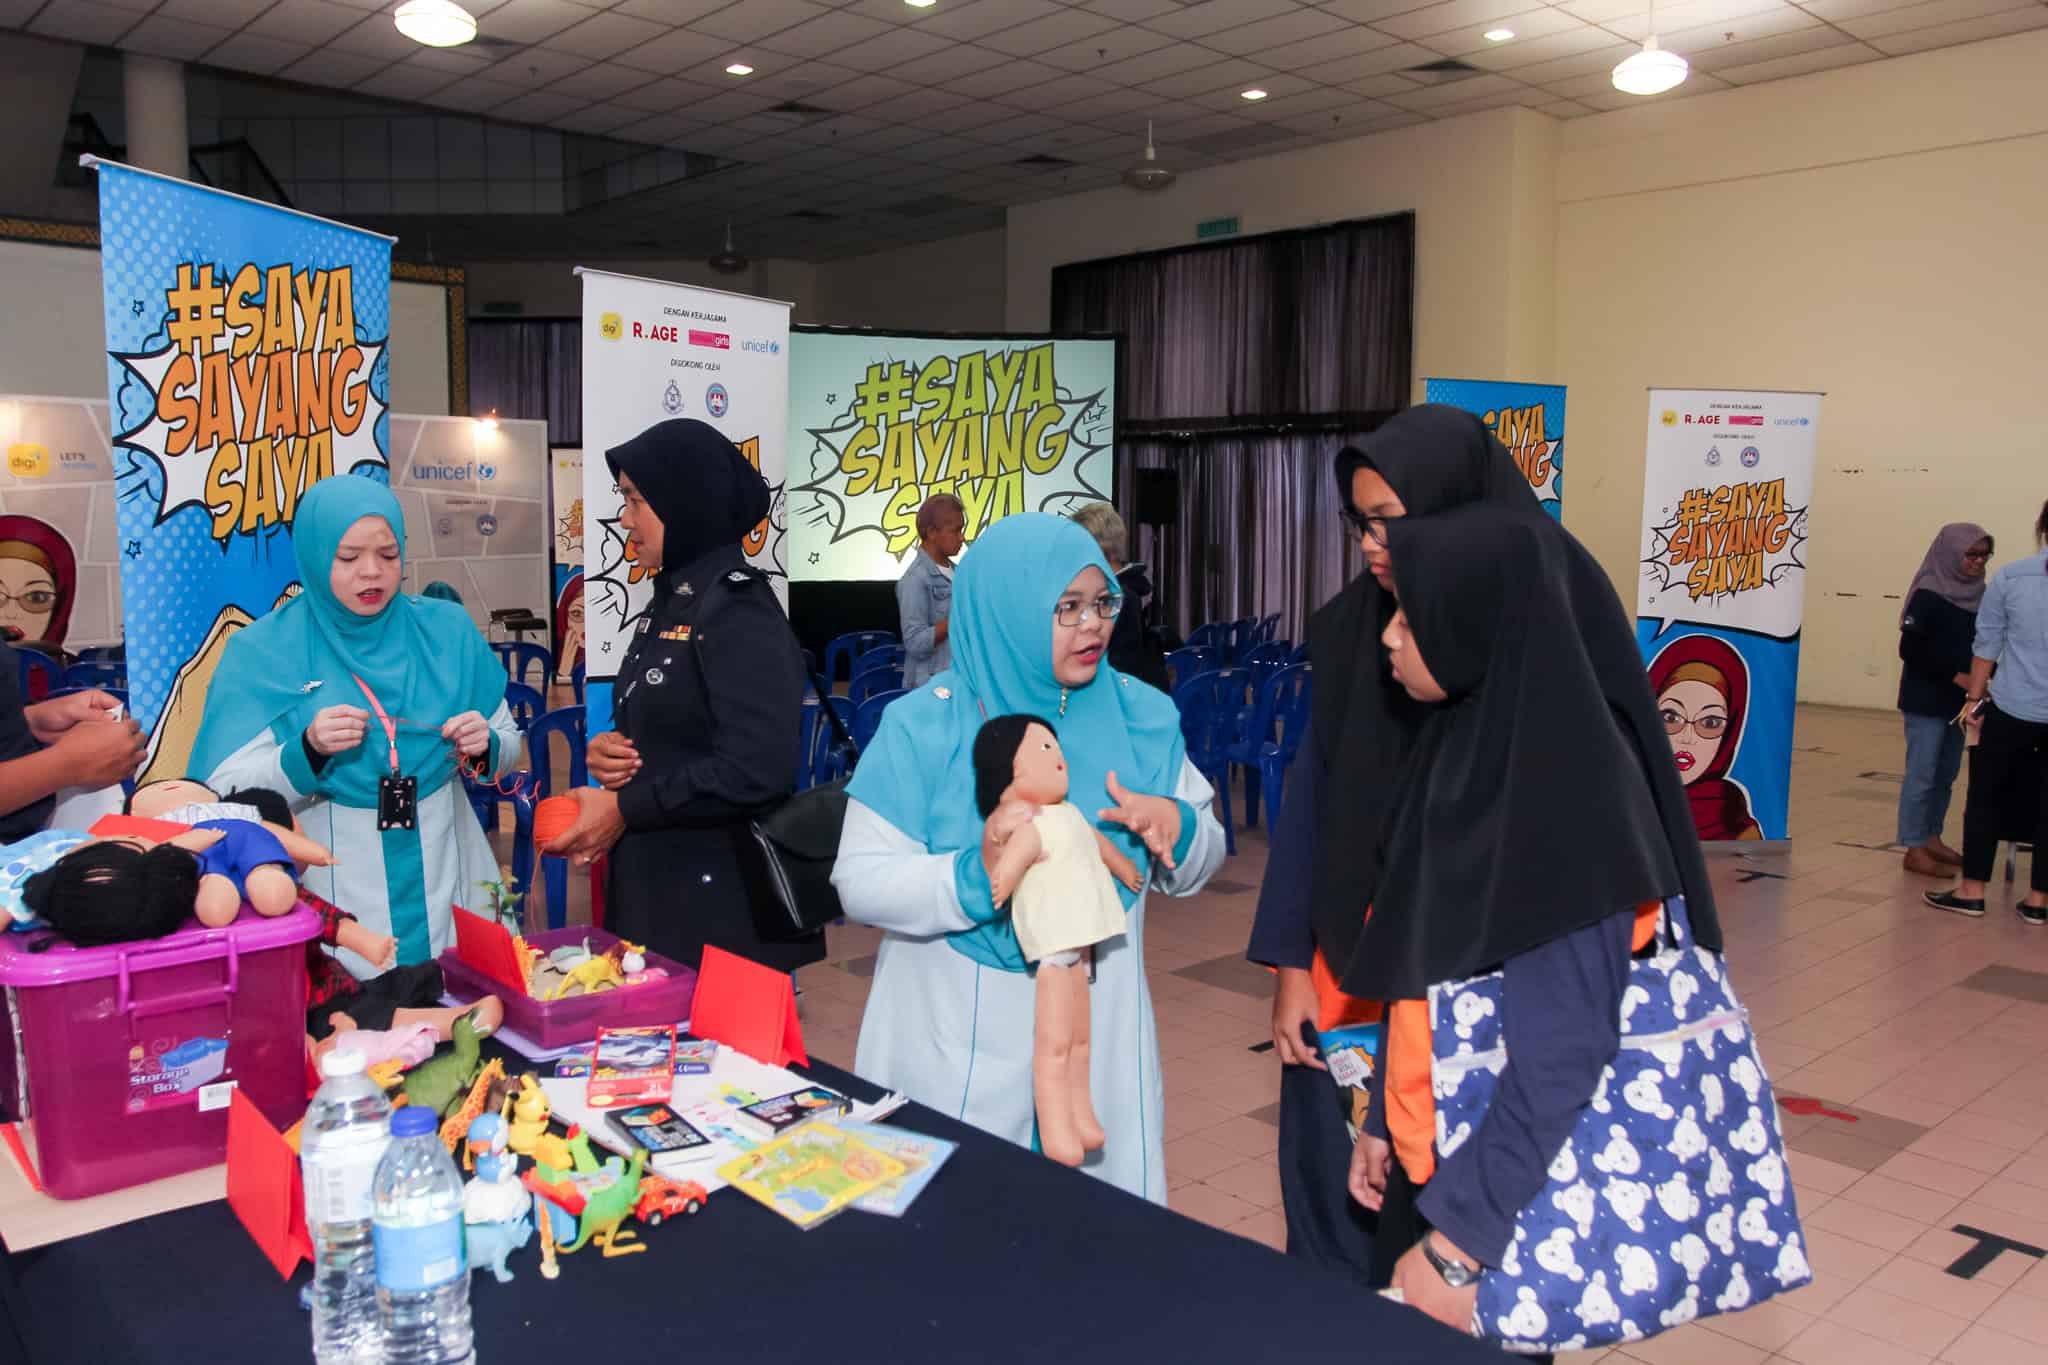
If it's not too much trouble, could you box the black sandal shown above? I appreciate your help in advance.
[1924,890,1985,918]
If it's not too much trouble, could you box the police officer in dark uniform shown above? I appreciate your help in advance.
[544,418,822,973]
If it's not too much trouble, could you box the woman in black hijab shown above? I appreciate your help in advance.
[1345,503,1720,1338]
[546,419,821,972]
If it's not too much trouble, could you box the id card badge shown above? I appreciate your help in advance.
[378,774,418,831]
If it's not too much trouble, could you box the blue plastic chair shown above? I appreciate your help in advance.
[60,660,126,693]
[503,681,545,731]
[1215,662,1309,833]
[1185,623,1229,656]
[492,641,553,690]
[851,689,908,753]
[854,643,905,677]
[849,663,905,706]
[1258,613,1282,646]
[824,631,895,685]
[1173,669,1249,856]
[10,648,54,701]
[1287,642,1310,666]
[1258,666,1314,841]
[808,695,857,784]
[518,705,587,929]
[1240,642,1292,694]
[1165,647,1219,691]
[1226,618,1259,665]
[570,659,585,705]
[76,645,124,664]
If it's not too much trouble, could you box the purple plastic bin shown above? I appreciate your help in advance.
[437,926,695,1052]
[0,905,320,1199]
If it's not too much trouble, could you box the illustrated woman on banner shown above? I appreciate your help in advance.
[1648,635,1763,842]
[554,573,584,683]
[0,516,76,647]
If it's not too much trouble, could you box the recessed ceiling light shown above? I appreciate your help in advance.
[1240,88,1268,101]
[394,0,476,48]
[725,62,754,76]
[1484,27,1515,41]
[904,0,938,7]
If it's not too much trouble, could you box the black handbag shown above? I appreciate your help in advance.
[745,654,860,941]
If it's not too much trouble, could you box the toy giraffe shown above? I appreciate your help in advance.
[440,1059,508,1160]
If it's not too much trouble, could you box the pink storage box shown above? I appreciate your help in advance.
[0,905,320,1199]
[438,926,695,1052]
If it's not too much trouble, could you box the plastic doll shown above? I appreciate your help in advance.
[972,715,1142,1167]
[15,836,210,947]
[126,778,336,926]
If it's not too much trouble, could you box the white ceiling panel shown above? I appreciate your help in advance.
[1201,6,1356,53]
[1835,0,2039,39]
[1869,6,2048,51]
[353,64,460,101]
[1272,95,1405,132]
[1344,70,1431,96]
[755,10,897,58]
[1139,56,1279,98]
[1092,40,1238,84]
[279,47,388,86]
[1079,0,1189,19]
[549,101,646,134]
[1296,40,1441,81]
[156,0,273,24]
[431,76,524,112]
[1459,24,1625,70]
[472,0,595,47]
[119,14,235,61]
[1683,26,1857,70]
[1506,41,1642,83]
[1189,71,1320,108]
[28,1,139,45]
[1714,41,1883,80]
[607,76,718,112]
[485,46,591,86]
[1057,86,1172,118]
[1374,0,1534,40]
[201,32,310,75]
[1538,97,1597,115]
[546,11,673,60]
[245,0,366,46]
[825,26,958,71]
[608,26,737,73]
[690,0,830,43]
[817,72,920,107]
[1317,0,1445,20]
[1037,28,1179,72]
[907,0,1067,42]
[1142,0,1307,42]
[884,42,1013,84]
[1255,23,1401,67]
[1420,7,1591,55]
[1601,0,1805,40]
[1377,70,1521,107]
[493,89,588,124]
[604,0,727,22]
[1651,6,1825,55]
[545,61,658,101]
[936,59,1067,97]
[978,8,1125,56]
[1795,0,1941,20]
[324,16,428,61]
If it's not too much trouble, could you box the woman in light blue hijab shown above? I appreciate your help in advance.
[833,513,1225,1202]
[192,476,521,972]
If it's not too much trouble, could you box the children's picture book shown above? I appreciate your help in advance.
[840,1122,958,1218]
[716,1123,907,1231]
[730,1085,849,1141]
[606,1103,712,1157]
[585,1024,677,1109]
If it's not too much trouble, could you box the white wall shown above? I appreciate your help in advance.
[1005,107,1559,390]
[1554,30,2048,708]
[812,229,1007,333]
[0,238,455,416]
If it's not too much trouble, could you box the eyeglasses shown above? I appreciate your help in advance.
[0,588,57,611]
[1054,592,1123,628]
[1660,707,1728,739]
[1341,507,1388,547]
[1962,548,1992,563]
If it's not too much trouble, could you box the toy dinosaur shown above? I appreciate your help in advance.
[543,949,625,1000]
[560,1146,649,1259]
[399,1013,484,1117]
[440,1060,509,1158]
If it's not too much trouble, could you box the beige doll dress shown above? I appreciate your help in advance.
[1010,801,1128,963]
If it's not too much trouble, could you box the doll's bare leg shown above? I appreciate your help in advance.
[390,995,504,1042]
[1071,952,1104,1151]
[1035,957,1088,1167]
[243,864,300,916]
[193,874,242,927]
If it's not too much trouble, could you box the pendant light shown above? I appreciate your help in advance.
[709,222,748,276]
[1121,121,1176,193]
[394,0,477,48]
[1612,0,1689,95]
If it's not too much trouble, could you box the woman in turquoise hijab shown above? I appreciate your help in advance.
[833,514,1226,1202]
[192,476,521,974]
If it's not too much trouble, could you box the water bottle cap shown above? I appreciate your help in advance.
[390,1106,438,1137]
[317,1048,368,1078]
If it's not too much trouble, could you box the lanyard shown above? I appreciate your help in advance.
[350,673,402,774]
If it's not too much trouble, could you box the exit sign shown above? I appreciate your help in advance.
[1196,216,1240,240]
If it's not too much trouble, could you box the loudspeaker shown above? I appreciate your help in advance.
[1135,469,1179,527]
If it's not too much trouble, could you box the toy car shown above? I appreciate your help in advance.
[634,1174,708,1225]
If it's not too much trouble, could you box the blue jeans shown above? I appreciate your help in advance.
[1898,711,1965,846]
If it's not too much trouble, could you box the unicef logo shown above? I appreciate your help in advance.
[1740,446,1761,468]
[705,383,729,418]
[1705,447,1722,467]
[477,463,496,481]
[476,513,498,537]
[661,380,684,416]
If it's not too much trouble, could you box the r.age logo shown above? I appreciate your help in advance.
[633,322,685,342]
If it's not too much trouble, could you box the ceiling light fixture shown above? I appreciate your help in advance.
[904,0,938,7]
[1612,0,1688,95]
[1483,27,1515,41]
[1121,120,1176,193]
[394,0,476,48]
[725,62,754,76]
[1239,88,1268,101]
[709,222,749,276]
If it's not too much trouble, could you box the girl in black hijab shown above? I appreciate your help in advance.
[546,419,819,972]
[1346,503,1719,1338]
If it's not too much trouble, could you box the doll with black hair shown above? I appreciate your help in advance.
[124,777,334,927]
[973,714,1142,1167]
[20,839,204,947]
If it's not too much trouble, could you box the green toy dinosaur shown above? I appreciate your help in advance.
[561,1146,648,1258]
[400,1014,484,1117]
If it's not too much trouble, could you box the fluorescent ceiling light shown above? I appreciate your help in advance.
[393,0,476,48]
[1240,88,1268,101]
[1484,28,1515,41]
[725,62,755,76]
[905,0,938,7]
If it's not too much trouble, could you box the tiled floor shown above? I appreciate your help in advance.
[523,702,2047,1362]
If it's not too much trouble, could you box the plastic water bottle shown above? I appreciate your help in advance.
[372,1106,475,1365]
[302,1049,392,1365]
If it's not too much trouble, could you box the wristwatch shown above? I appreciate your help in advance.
[1420,1232,1482,1288]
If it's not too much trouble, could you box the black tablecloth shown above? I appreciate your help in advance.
[1,1050,1499,1364]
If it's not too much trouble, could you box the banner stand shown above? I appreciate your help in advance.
[1423,377,1567,521]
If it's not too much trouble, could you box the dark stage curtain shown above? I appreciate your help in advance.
[1051,213,1413,643]
[466,319,582,446]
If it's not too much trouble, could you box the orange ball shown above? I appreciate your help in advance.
[533,795,580,848]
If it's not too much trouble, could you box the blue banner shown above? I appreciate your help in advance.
[1422,378,1566,521]
[93,161,392,780]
